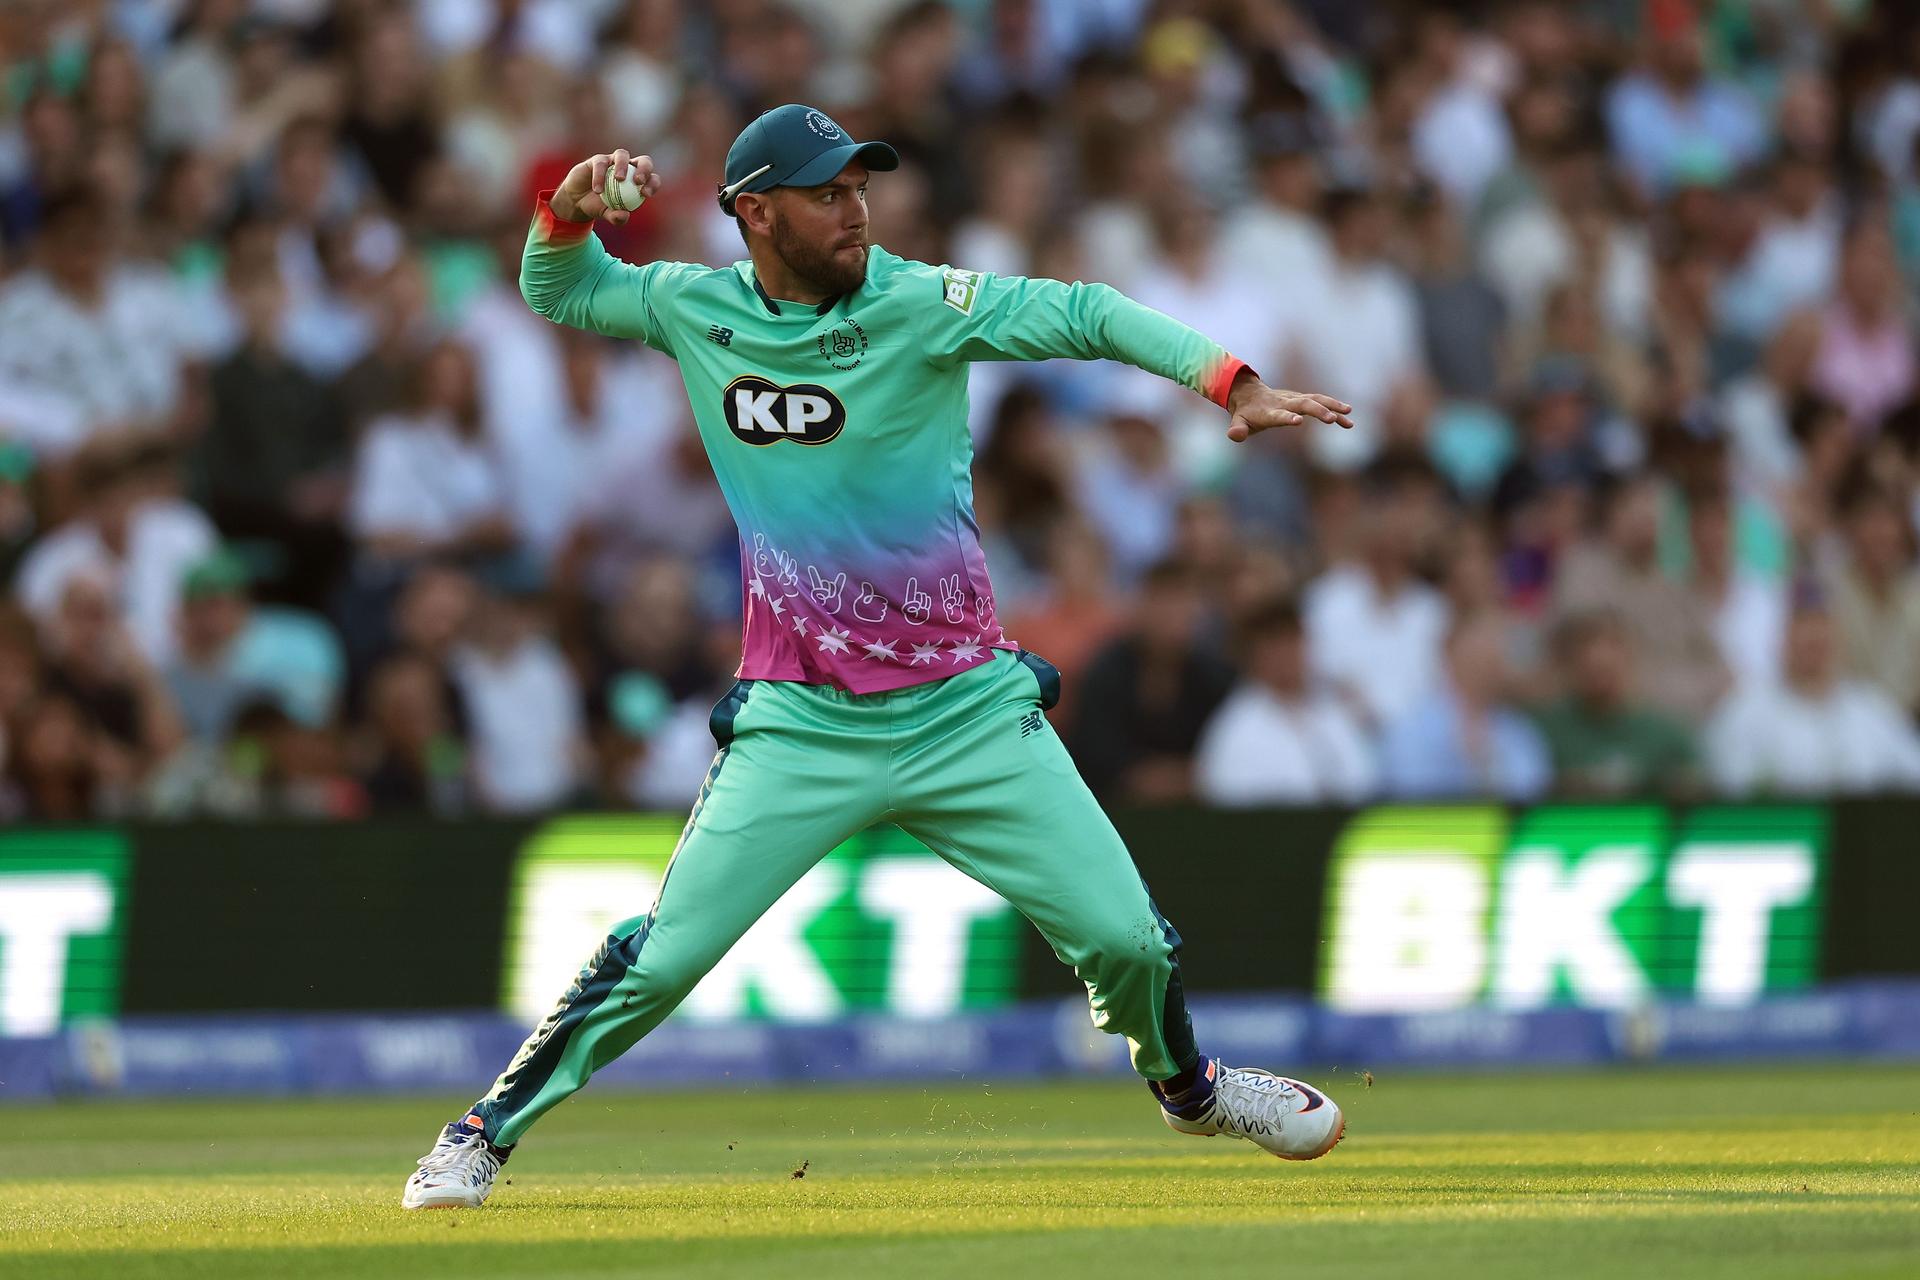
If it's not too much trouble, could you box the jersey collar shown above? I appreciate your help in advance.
[750,273,841,318]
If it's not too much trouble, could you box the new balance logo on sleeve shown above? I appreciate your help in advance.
[708,325,734,346]
[1018,710,1043,738]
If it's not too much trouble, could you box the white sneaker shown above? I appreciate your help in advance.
[1158,1058,1345,1160]
[401,1118,510,1209]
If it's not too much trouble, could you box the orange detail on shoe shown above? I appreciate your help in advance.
[1275,1112,1347,1162]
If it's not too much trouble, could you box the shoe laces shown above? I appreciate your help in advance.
[1209,1067,1297,1139]
[415,1130,502,1183]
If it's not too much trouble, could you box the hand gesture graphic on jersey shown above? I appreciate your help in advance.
[940,575,966,624]
[807,566,847,614]
[902,577,932,625]
[752,534,776,580]
[852,580,889,624]
[976,593,997,633]
[773,549,801,597]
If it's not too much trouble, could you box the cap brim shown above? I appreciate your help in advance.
[781,140,900,190]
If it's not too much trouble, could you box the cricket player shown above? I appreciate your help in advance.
[404,105,1354,1209]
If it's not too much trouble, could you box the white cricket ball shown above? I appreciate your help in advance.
[603,173,648,213]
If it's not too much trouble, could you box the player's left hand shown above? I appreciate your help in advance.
[1224,373,1353,442]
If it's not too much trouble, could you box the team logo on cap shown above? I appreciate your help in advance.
[804,110,842,140]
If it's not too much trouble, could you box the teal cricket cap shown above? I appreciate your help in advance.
[717,104,899,215]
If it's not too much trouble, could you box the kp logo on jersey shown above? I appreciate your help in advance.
[722,376,848,446]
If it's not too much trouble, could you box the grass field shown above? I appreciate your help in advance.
[4,1064,1919,1279]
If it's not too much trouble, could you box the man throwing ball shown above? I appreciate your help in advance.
[404,104,1355,1209]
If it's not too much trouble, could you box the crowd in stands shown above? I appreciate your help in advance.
[6,0,1920,818]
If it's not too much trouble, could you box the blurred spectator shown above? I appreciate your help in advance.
[1718,311,1824,500]
[340,12,442,211]
[1553,471,1729,722]
[17,446,218,667]
[1605,20,1765,197]
[1442,519,1547,699]
[586,558,721,709]
[598,0,685,140]
[1535,610,1698,798]
[1405,12,1513,210]
[1779,394,1857,567]
[949,127,1049,278]
[146,698,366,819]
[165,551,267,742]
[5,694,120,820]
[1194,598,1375,806]
[450,588,586,814]
[1706,594,1920,795]
[1379,611,1551,801]
[1717,152,1840,345]
[598,620,743,811]
[347,340,513,566]
[1290,186,1427,469]
[1822,482,1920,714]
[0,190,191,457]
[1689,484,1786,691]
[1220,112,1333,305]
[1808,222,1915,430]
[976,386,1072,575]
[1003,518,1122,730]
[1303,458,1450,729]
[367,562,479,731]
[1410,191,1505,407]
[1068,560,1234,803]
[193,259,350,606]
[1075,401,1184,584]
[359,652,468,815]
[38,572,183,775]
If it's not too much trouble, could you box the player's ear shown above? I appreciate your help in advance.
[736,192,773,239]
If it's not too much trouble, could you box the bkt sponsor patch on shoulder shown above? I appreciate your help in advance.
[941,266,982,316]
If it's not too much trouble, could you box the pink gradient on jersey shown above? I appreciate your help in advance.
[732,529,1015,694]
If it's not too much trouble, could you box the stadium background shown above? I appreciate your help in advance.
[5,0,1920,1101]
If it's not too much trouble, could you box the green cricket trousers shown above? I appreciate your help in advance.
[471,649,1197,1147]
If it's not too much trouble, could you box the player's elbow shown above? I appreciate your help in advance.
[518,266,551,317]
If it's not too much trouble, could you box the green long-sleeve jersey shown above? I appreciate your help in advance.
[522,197,1248,693]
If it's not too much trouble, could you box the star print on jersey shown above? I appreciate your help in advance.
[768,597,787,620]
[791,615,809,635]
[815,625,852,655]
[949,635,985,663]
[748,576,767,599]
[862,639,900,662]
[909,642,941,666]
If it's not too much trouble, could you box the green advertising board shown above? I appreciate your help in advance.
[0,829,131,1036]
[500,816,1025,1022]
[1318,804,1827,1011]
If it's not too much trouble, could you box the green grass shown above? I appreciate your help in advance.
[3,1065,1919,1279]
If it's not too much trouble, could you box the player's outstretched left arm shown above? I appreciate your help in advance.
[914,266,1350,441]
[1220,367,1353,442]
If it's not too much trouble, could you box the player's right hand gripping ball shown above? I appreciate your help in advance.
[604,173,648,213]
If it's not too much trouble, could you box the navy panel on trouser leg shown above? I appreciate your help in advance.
[469,677,888,1147]
[1143,885,1199,1075]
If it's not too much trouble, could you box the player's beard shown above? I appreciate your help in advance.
[771,212,868,297]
